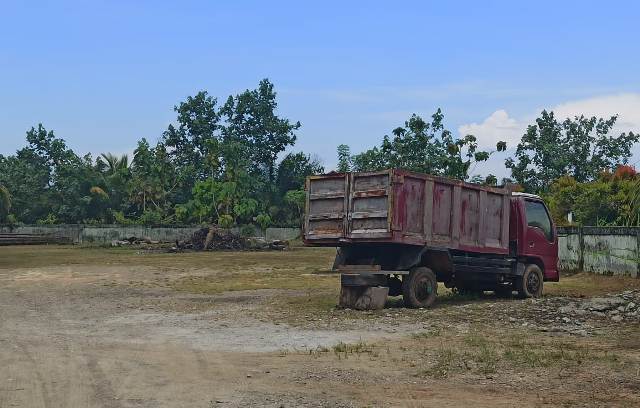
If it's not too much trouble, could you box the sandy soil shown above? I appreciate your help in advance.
[0,246,639,407]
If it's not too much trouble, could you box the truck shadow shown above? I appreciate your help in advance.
[383,292,515,309]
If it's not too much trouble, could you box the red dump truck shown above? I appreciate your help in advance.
[303,169,558,309]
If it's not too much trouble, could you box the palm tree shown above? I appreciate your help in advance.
[100,153,129,174]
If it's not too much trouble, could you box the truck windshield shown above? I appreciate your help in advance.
[525,200,553,241]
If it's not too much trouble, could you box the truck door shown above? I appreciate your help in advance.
[522,199,559,280]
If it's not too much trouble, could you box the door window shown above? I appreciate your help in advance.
[525,200,553,241]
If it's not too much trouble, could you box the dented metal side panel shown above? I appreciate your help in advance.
[304,169,510,254]
[347,170,392,238]
[419,174,510,253]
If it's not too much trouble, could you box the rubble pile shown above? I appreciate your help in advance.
[111,236,160,247]
[174,226,289,252]
[506,290,640,336]
[556,290,639,323]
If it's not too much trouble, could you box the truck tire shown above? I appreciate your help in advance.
[402,267,437,308]
[516,264,543,298]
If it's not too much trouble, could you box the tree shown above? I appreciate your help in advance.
[130,139,177,217]
[0,185,10,223]
[162,91,220,202]
[220,79,300,183]
[0,80,307,227]
[276,152,324,194]
[344,110,505,180]
[99,153,129,174]
[506,110,639,193]
[336,144,351,172]
[284,189,306,227]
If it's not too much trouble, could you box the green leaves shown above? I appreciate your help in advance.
[506,110,640,194]
[342,109,503,181]
[0,185,10,223]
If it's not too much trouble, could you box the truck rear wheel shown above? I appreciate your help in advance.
[516,264,543,298]
[402,267,437,308]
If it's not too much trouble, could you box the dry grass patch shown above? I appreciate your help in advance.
[547,272,640,297]
[419,329,624,379]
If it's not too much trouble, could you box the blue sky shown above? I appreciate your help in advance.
[2,0,640,177]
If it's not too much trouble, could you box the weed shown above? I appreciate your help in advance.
[411,328,442,339]
[331,341,375,359]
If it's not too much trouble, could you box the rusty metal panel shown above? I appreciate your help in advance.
[485,192,505,247]
[431,182,452,241]
[305,174,348,239]
[403,176,425,235]
[423,179,434,241]
[459,188,480,246]
[348,171,391,237]
[304,168,511,253]
[451,185,462,242]
[478,190,487,246]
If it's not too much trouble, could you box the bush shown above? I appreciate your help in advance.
[217,214,234,228]
[256,213,272,231]
[36,213,58,225]
[138,209,163,225]
[240,224,256,237]
[113,210,135,225]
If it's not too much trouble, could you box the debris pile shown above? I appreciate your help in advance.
[173,226,289,251]
[556,290,639,323]
[504,290,640,336]
[111,236,160,247]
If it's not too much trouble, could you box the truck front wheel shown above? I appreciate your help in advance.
[402,267,437,308]
[516,264,543,298]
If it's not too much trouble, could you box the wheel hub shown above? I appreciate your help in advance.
[414,277,433,301]
[526,271,540,294]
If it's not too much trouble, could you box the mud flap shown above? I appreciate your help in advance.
[338,286,389,310]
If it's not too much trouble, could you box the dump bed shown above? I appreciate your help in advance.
[304,169,510,254]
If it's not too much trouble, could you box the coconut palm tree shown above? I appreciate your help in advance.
[100,153,129,174]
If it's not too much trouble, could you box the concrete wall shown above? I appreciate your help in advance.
[557,227,639,278]
[0,224,301,245]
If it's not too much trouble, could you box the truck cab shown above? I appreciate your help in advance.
[510,192,559,282]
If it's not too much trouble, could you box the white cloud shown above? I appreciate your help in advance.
[458,93,640,179]
[458,109,524,150]
[458,93,640,151]
[551,93,640,132]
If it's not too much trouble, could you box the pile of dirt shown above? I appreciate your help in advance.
[175,226,289,251]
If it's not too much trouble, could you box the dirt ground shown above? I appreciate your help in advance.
[1,245,639,407]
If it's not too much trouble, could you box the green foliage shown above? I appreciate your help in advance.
[506,110,639,193]
[218,214,233,228]
[3,84,638,230]
[139,209,163,225]
[37,213,58,225]
[0,185,10,223]
[239,224,256,237]
[276,152,324,193]
[545,170,640,226]
[112,211,135,225]
[336,144,351,172]
[221,79,301,182]
[284,189,306,226]
[344,110,504,180]
[256,213,272,231]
